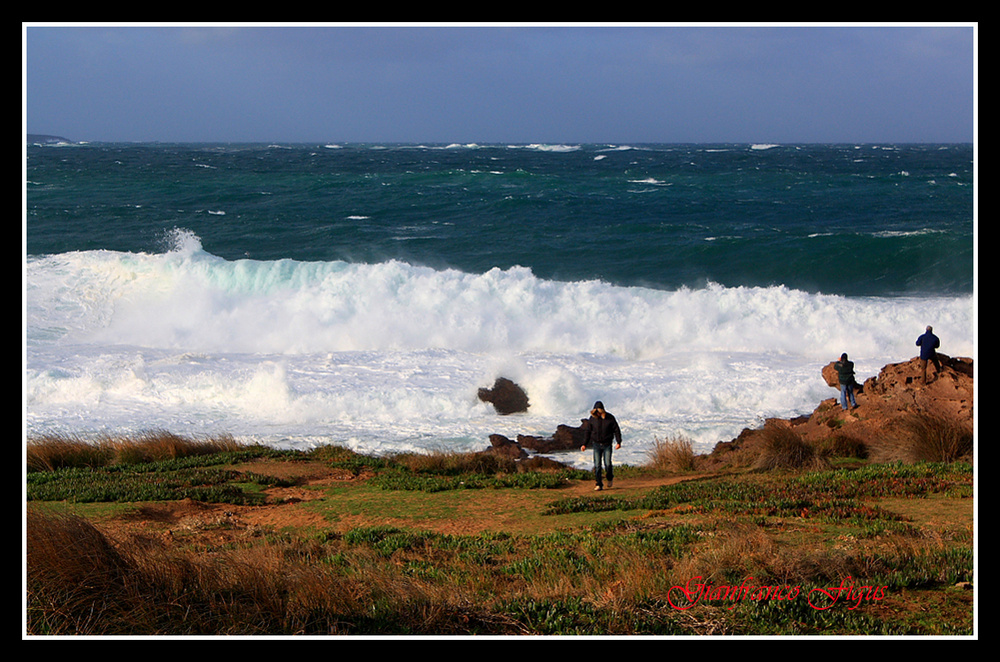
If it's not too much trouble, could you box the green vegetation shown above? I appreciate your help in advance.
[27,433,298,504]
[25,432,974,637]
[545,462,972,521]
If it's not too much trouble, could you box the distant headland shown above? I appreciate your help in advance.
[27,134,75,145]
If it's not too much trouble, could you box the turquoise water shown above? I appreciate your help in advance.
[27,142,973,296]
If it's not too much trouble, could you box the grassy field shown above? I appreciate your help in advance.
[24,431,975,637]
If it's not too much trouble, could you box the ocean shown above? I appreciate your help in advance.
[24,142,976,467]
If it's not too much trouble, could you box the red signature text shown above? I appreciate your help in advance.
[667,576,886,611]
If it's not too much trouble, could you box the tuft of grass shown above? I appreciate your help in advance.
[25,435,113,472]
[752,423,828,472]
[27,507,137,635]
[668,521,840,589]
[886,412,974,464]
[645,434,697,472]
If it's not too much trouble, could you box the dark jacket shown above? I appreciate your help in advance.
[834,359,856,386]
[583,412,622,447]
[916,332,940,360]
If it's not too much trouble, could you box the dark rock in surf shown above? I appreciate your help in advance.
[478,377,530,415]
[517,421,589,453]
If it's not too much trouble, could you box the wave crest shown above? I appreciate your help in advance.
[26,235,975,361]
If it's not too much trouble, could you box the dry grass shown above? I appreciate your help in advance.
[645,434,697,472]
[26,503,578,635]
[751,423,828,472]
[26,507,136,634]
[26,505,367,635]
[26,431,247,472]
[869,412,974,464]
[668,522,844,589]
[813,434,869,460]
[24,432,974,635]
[25,453,975,635]
[896,413,974,463]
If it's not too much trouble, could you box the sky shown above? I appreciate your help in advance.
[23,23,976,144]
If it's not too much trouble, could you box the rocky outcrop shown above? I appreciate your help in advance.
[483,433,528,460]
[704,354,974,467]
[478,378,530,415]
[479,434,576,471]
[803,353,973,443]
[517,422,589,453]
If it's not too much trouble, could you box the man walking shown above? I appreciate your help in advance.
[580,401,622,491]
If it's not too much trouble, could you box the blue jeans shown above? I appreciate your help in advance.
[592,444,614,486]
[840,383,857,410]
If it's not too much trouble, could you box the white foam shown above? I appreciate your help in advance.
[25,233,976,463]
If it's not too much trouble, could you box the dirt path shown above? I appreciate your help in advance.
[101,461,715,544]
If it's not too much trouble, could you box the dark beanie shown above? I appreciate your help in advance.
[593,401,604,410]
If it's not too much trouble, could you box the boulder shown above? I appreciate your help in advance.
[478,377,530,415]
[821,361,864,392]
[821,362,841,389]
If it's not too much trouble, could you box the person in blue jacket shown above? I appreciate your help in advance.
[580,401,622,491]
[916,325,942,384]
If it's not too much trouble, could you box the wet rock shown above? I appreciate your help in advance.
[478,377,530,415]
[517,422,589,453]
